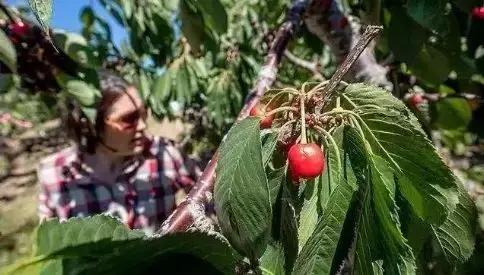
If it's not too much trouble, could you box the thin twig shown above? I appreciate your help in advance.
[284,50,325,81]
[322,25,382,97]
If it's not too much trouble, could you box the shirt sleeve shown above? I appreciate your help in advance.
[158,139,201,194]
[37,165,56,221]
[174,148,202,194]
[158,138,218,218]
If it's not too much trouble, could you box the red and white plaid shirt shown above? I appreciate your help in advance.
[37,136,201,234]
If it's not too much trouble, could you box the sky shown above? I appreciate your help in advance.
[5,0,127,46]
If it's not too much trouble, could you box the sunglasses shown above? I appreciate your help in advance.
[113,109,147,130]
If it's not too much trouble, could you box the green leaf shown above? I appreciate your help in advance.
[298,179,320,251]
[3,256,48,275]
[206,70,241,127]
[179,0,205,53]
[367,155,416,274]
[163,0,180,11]
[338,127,416,274]
[119,0,133,18]
[176,63,191,104]
[0,29,17,72]
[53,31,99,68]
[450,54,476,79]
[432,98,472,130]
[432,186,477,264]
[261,130,278,168]
[407,0,449,35]
[99,0,125,26]
[214,118,272,260]
[318,126,344,209]
[292,127,357,275]
[276,178,299,273]
[135,70,151,101]
[190,58,209,78]
[29,0,53,34]
[260,242,285,275]
[342,126,378,274]
[354,174,378,275]
[339,83,459,225]
[0,74,14,92]
[387,8,426,65]
[35,215,144,256]
[63,231,237,275]
[80,107,97,125]
[7,215,237,275]
[267,167,285,207]
[65,79,101,107]
[197,0,228,34]
[404,183,477,266]
[80,7,95,26]
[410,44,451,86]
[150,70,172,116]
[185,58,199,94]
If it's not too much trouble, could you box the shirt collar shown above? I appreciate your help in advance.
[69,137,155,184]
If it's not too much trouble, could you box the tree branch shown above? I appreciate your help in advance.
[322,25,383,98]
[304,0,392,91]
[156,0,309,235]
[284,50,325,81]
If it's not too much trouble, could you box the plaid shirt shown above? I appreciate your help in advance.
[38,136,200,234]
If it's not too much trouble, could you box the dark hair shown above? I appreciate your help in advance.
[64,70,131,154]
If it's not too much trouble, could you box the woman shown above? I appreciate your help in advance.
[38,71,200,234]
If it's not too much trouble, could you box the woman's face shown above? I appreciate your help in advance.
[101,86,148,156]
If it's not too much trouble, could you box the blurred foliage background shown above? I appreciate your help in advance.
[0,0,483,273]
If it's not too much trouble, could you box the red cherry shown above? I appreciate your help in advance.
[288,143,325,183]
[9,21,30,37]
[472,7,484,20]
[250,103,274,129]
[408,94,424,107]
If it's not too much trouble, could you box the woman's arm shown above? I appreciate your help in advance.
[37,168,57,221]
[171,151,201,194]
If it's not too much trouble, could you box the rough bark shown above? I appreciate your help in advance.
[304,0,393,91]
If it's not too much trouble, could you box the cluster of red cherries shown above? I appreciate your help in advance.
[0,18,77,92]
[250,103,325,184]
[472,6,484,20]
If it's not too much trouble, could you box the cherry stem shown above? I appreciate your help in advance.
[295,134,302,144]
[314,125,340,163]
[263,89,301,112]
[306,80,329,98]
[322,26,383,99]
[265,106,299,117]
[275,119,297,140]
[348,115,367,145]
[300,86,307,144]
[323,109,357,116]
